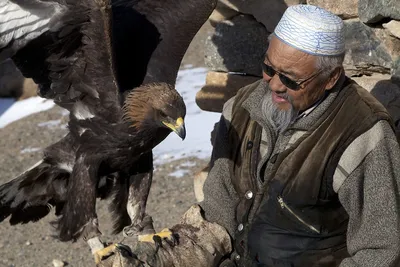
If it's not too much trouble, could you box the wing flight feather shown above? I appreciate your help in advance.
[1,0,121,121]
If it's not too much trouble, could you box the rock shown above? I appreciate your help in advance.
[392,58,400,83]
[343,19,400,76]
[0,59,24,98]
[194,165,209,202]
[352,74,400,127]
[25,241,31,246]
[18,78,38,100]
[351,73,392,92]
[383,20,400,39]
[307,0,358,19]
[196,71,260,112]
[358,0,400,24]
[209,0,240,27]
[52,259,66,267]
[218,0,305,32]
[205,15,270,76]
[0,59,38,99]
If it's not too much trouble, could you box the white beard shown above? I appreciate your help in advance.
[260,81,298,133]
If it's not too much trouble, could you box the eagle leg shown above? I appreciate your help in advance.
[93,243,118,265]
[122,167,155,237]
[137,228,177,247]
[89,240,134,266]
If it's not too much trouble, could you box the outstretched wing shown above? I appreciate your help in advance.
[110,0,216,91]
[1,0,121,121]
[0,0,67,61]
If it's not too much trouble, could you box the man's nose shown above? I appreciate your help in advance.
[266,73,287,93]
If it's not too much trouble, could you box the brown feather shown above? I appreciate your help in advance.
[122,82,185,130]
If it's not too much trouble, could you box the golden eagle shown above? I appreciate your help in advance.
[0,0,216,262]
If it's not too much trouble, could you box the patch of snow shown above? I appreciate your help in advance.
[60,109,70,116]
[37,119,61,128]
[0,97,54,128]
[168,169,190,178]
[180,161,197,167]
[20,147,41,154]
[153,67,220,164]
[182,64,193,69]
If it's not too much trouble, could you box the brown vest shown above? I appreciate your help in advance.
[226,78,393,267]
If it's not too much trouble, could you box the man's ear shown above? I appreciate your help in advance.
[325,67,343,91]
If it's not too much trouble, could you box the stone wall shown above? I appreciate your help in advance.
[196,0,400,134]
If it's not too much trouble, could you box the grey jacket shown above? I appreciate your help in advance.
[127,78,400,267]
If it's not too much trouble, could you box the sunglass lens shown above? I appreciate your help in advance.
[279,74,300,90]
[262,63,275,77]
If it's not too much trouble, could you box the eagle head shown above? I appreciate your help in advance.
[123,83,186,140]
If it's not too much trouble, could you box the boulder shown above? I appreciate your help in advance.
[307,0,358,19]
[209,0,240,27]
[351,73,391,92]
[383,20,400,39]
[352,74,400,128]
[196,71,260,112]
[218,0,305,32]
[343,19,400,76]
[0,59,38,99]
[358,0,400,24]
[194,165,209,202]
[19,78,38,100]
[392,58,400,84]
[0,59,24,98]
[204,15,270,76]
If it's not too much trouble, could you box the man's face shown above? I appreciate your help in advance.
[263,36,328,112]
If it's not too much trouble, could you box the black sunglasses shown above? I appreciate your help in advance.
[261,62,322,91]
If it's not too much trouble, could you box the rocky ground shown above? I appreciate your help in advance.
[0,21,214,267]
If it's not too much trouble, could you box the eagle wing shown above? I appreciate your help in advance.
[1,0,121,122]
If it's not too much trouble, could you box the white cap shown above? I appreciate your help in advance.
[274,5,345,56]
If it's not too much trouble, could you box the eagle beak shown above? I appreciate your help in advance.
[162,117,186,140]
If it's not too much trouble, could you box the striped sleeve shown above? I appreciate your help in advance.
[337,120,400,266]
[333,120,388,192]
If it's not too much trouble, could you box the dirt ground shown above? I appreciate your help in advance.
[0,21,214,267]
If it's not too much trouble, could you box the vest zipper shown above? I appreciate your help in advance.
[277,196,320,234]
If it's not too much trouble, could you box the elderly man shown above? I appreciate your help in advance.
[100,5,400,267]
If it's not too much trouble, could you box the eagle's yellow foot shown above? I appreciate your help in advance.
[138,228,177,246]
[94,243,118,265]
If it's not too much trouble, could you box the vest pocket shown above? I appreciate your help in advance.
[277,196,320,234]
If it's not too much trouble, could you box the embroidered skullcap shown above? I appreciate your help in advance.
[274,5,345,56]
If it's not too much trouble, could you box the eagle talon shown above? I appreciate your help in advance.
[93,243,118,265]
[138,228,177,246]
[153,235,163,253]
[123,224,141,237]
[123,215,156,237]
